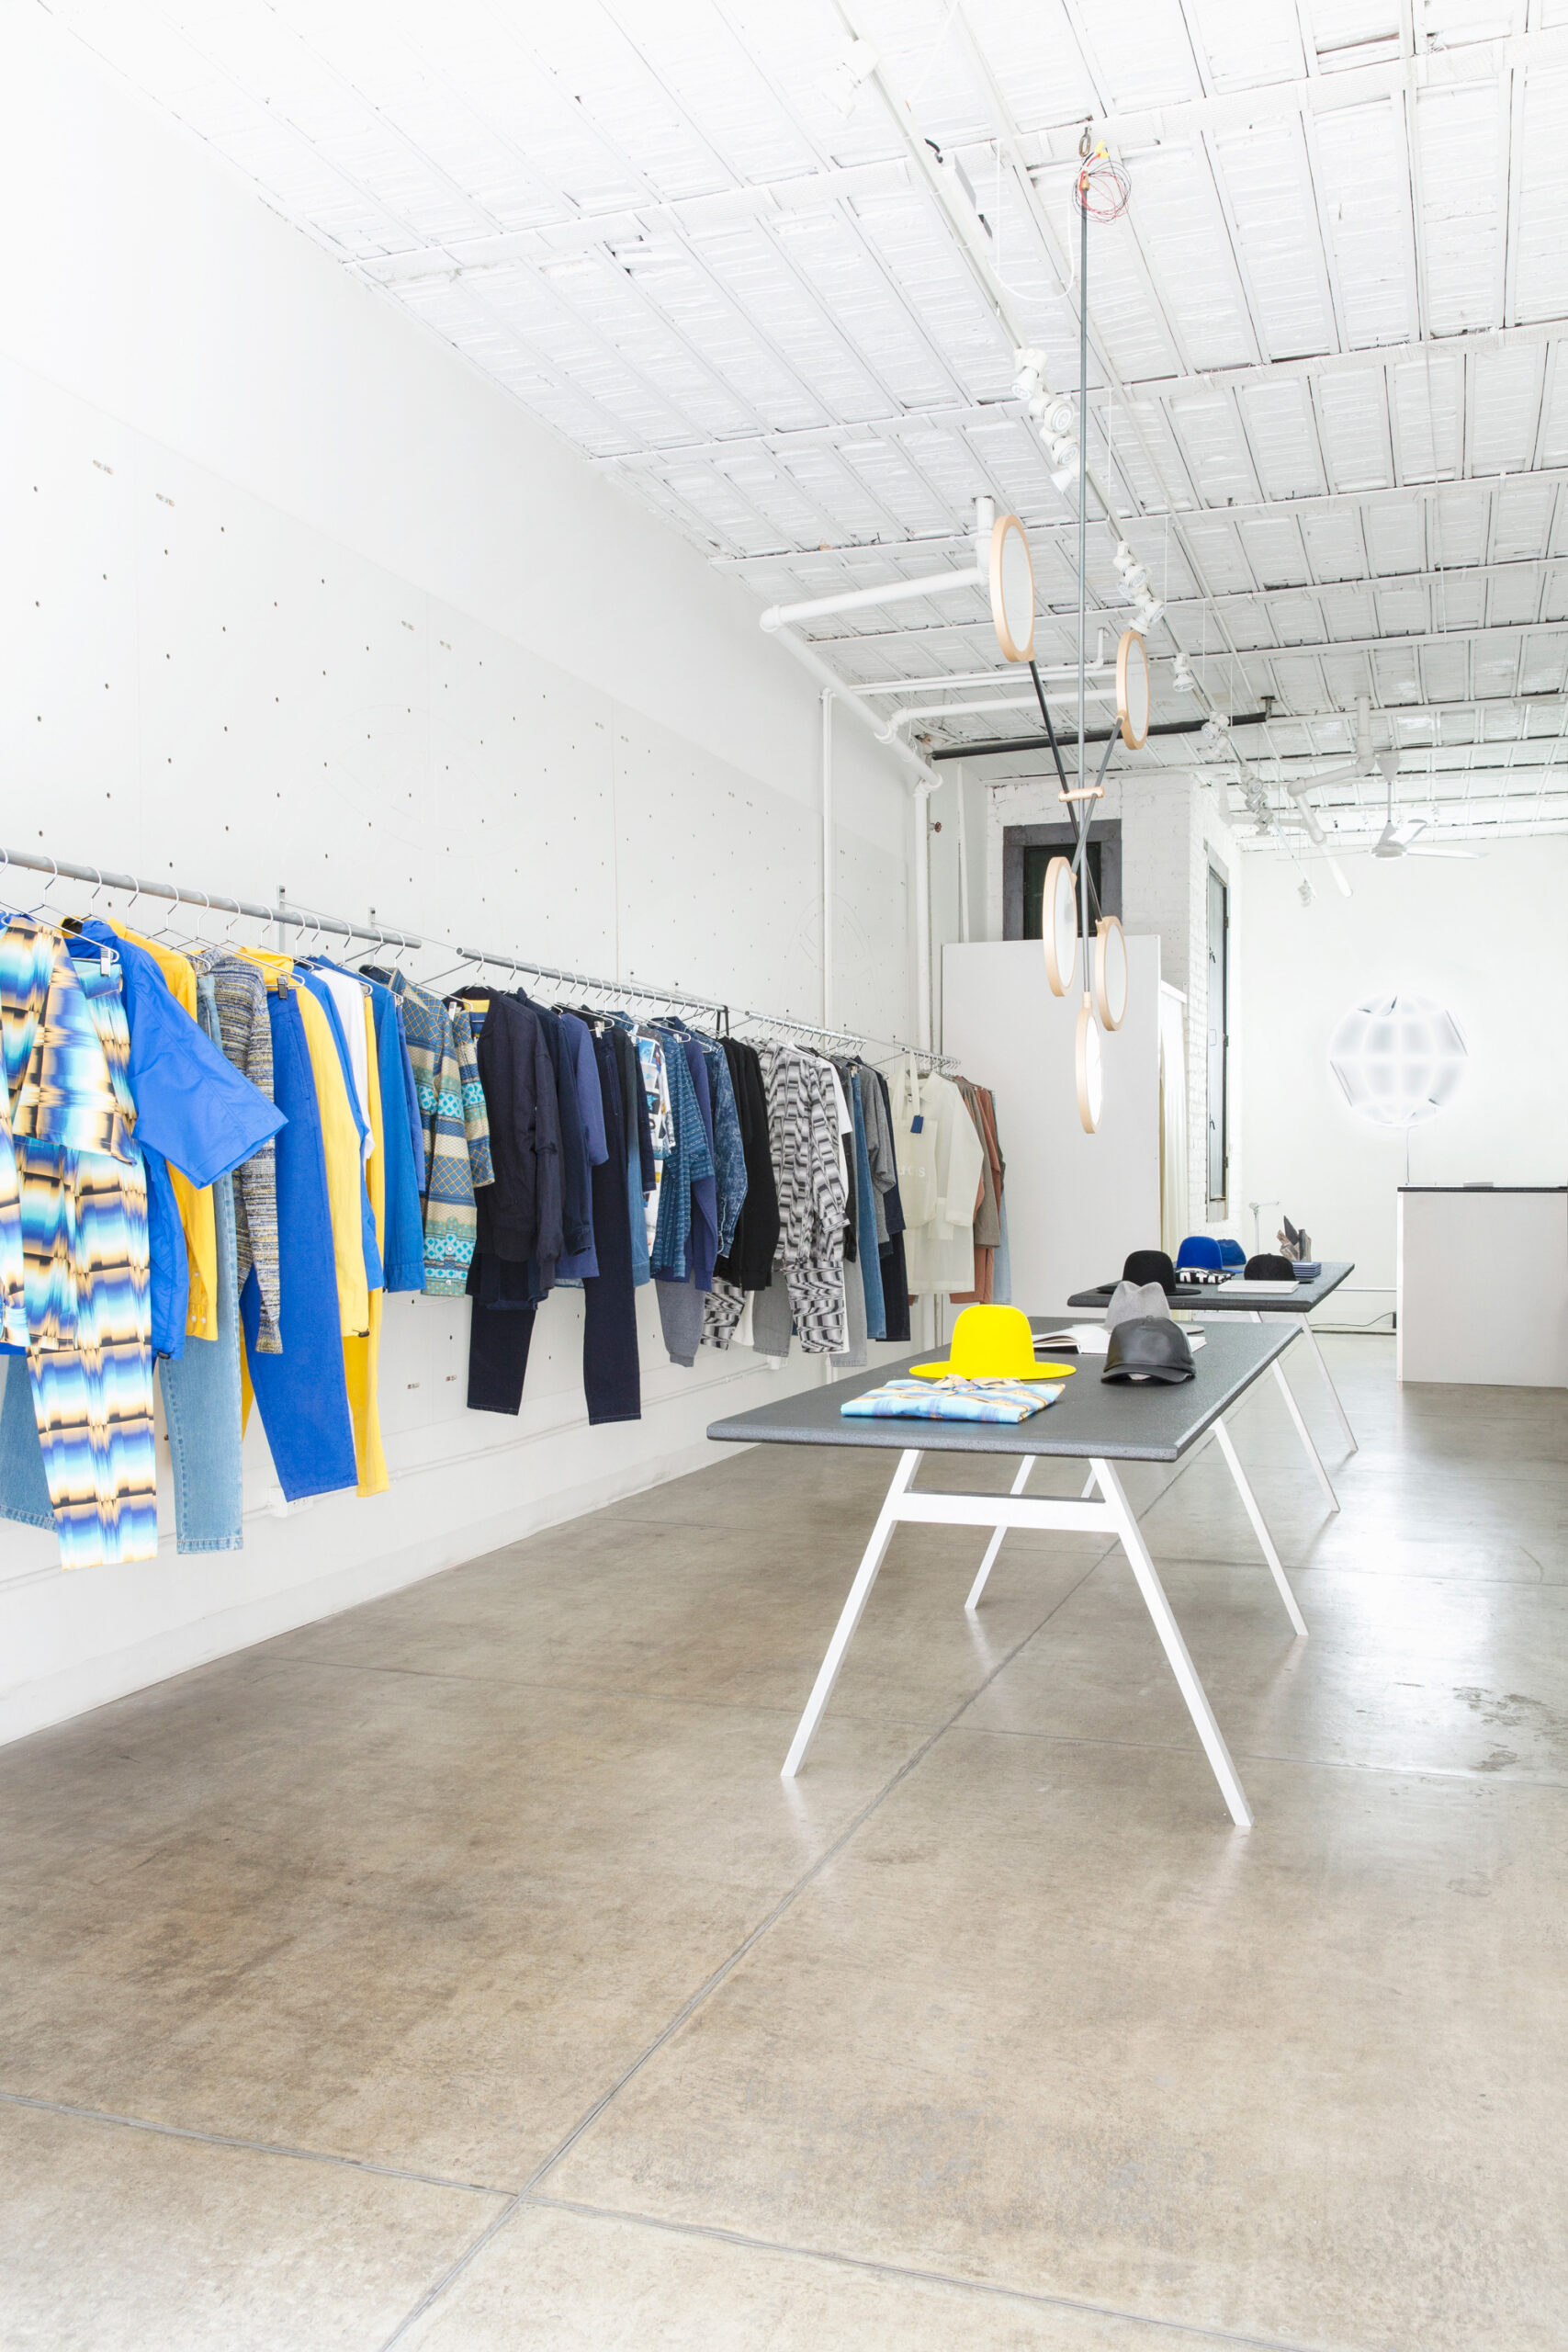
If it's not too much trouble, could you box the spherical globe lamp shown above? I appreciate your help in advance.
[1327,991,1468,1129]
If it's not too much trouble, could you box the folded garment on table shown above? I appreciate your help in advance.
[840,1375,1063,1425]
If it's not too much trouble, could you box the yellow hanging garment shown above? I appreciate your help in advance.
[343,990,389,1498]
[293,986,371,1342]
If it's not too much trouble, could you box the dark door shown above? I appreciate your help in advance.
[1205,865,1228,1211]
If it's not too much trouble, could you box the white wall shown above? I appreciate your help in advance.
[1233,841,1568,1316]
[0,8,916,1744]
[943,938,1163,1313]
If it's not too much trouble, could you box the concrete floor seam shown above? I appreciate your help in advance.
[367,1559,1114,2349]
[0,2087,513,2199]
[520,2192,1329,2352]
[376,2191,529,2352]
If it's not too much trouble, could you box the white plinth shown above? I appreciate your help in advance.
[1397,1188,1568,1386]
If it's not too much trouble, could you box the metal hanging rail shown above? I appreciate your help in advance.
[1,844,958,1073]
[0,847,422,949]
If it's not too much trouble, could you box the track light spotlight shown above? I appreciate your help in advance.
[1011,346,1048,401]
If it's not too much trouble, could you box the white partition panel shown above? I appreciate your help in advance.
[942,939,1163,1318]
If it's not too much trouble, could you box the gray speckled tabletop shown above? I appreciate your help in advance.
[1064,1261,1353,1315]
[706,1321,1294,1465]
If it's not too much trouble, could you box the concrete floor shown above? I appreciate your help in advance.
[1,1335,1565,2350]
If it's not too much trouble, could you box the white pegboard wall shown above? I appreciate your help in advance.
[0,345,918,1739]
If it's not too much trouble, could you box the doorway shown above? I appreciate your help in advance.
[1205,863,1229,1214]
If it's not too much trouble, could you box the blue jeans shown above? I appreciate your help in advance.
[0,1349,52,1532]
[156,978,244,1552]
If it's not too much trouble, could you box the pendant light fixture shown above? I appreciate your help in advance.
[988,513,1035,663]
[1093,915,1128,1032]
[1042,854,1077,996]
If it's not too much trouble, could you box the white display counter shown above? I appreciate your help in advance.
[1396,1186,1568,1386]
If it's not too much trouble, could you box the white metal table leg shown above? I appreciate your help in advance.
[1271,1359,1339,1510]
[1091,1457,1254,1830]
[965,1457,1035,1611]
[1213,1419,1309,1637]
[1247,1310,1339,1511]
[1296,1320,1358,1454]
[783,1449,921,1779]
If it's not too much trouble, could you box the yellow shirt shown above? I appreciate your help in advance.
[292,984,371,1341]
[343,990,389,1498]
[113,922,217,1340]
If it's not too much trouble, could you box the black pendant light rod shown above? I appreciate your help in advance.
[928,710,1269,763]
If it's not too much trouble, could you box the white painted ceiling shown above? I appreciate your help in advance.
[45,0,1568,850]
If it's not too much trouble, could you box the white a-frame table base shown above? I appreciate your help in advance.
[706,1324,1306,1832]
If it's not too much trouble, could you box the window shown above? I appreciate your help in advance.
[1003,820,1121,940]
[1021,841,1103,940]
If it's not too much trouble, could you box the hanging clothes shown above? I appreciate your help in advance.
[649,1029,713,1285]
[242,979,358,1501]
[581,1024,639,1424]
[363,978,426,1295]
[553,1011,609,1283]
[848,1069,886,1342]
[0,920,153,1568]
[951,1080,1004,1308]
[109,922,219,1340]
[654,1026,719,1369]
[894,1064,985,1299]
[713,1038,778,1291]
[754,1046,847,1355]
[381,972,489,1296]
[191,948,284,1352]
[869,1069,911,1345]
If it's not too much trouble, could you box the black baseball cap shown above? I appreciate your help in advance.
[1245,1253,1295,1281]
[1102,1316,1196,1385]
[1122,1249,1178,1295]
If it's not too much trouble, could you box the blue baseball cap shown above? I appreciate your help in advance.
[1177,1234,1223,1271]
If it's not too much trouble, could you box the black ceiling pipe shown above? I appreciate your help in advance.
[928,709,1271,762]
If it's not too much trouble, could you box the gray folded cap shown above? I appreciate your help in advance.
[1106,1279,1173,1332]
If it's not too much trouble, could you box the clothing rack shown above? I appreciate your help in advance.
[2,843,958,1076]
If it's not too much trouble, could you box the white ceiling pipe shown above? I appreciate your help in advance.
[880,689,1112,741]
[761,561,984,632]
[761,494,991,635]
[859,662,1111,696]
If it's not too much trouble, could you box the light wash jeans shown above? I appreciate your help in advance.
[156,976,244,1552]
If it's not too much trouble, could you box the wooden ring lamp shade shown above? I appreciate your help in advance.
[988,515,1035,663]
[1116,628,1150,749]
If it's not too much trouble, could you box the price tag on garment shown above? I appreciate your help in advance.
[910,1114,924,1132]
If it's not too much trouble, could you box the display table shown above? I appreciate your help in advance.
[1065,1262,1356,1508]
[708,1326,1305,1829]
[1397,1187,1568,1385]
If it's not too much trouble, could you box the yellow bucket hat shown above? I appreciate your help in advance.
[912,1304,1074,1382]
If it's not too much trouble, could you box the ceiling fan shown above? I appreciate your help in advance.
[1360,758,1479,860]
[1284,699,1480,864]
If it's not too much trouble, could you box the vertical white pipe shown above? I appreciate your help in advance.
[954,762,971,944]
[821,688,834,1028]
[914,783,932,1051]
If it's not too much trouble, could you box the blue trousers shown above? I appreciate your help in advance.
[243,989,357,1501]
